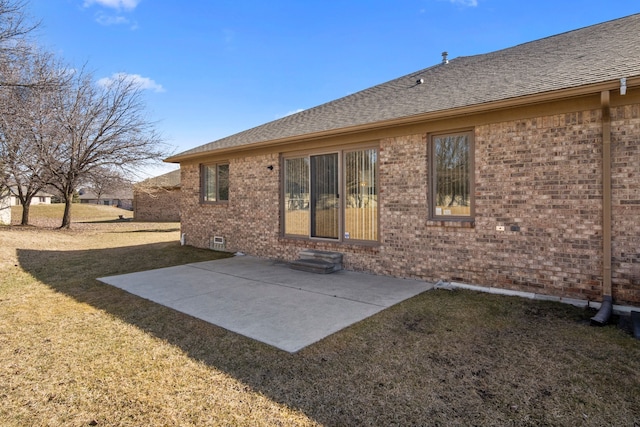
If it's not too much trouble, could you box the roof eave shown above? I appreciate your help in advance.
[165,77,639,164]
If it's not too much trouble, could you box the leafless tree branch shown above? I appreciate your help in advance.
[41,68,168,228]
[0,48,68,225]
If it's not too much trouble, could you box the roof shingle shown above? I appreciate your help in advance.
[138,169,181,188]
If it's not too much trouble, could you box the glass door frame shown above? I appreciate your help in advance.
[281,143,379,244]
[310,152,341,240]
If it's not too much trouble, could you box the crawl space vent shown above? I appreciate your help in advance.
[210,236,226,251]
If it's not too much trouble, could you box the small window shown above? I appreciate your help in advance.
[202,163,229,203]
[430,131,474,219]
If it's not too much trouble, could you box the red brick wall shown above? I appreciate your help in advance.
[473,112,604,300]
[612,104,640,303]
[179,104,640,305]
[181,153,281,254]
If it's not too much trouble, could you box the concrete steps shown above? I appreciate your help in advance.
[289,249,343,274]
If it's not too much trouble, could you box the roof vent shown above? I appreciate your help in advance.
[416,78,424,85]
[441,51,449,64]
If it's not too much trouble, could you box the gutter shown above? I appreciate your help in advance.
[591,89,613,326]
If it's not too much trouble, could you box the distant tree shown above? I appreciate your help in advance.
[41,69,167,228]
[84,166,131,203]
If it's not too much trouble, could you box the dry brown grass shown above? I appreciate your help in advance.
[1,205,640,426]
[11,203,137,227]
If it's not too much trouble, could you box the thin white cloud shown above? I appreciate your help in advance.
[96,13,129,26]
[84,0,140,28]
[449,0,478,6]
[95,13,139,29]
[98,73,165,93]
[83,0,141,11]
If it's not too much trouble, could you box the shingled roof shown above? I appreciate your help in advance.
[138,169,181,188]
[168,13,640,162]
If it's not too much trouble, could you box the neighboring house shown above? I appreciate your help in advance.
[79,189,133,210]
[133,169,181,222]
[166,15,640,307]
[9,188,53,206]
[1,187,54,224]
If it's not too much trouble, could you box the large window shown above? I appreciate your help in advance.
[283,147,378,242]
[345,148,378,241]
[284,157,310,235]
[430,131,474,218]
[202,163,229,202]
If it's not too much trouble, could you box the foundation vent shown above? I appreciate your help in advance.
[210,236,226,251]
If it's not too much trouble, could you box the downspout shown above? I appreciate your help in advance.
[591,90,613,326]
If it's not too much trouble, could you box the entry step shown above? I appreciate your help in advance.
[299,249,343,264]
[289,249,343,274]
[289,258,340,274]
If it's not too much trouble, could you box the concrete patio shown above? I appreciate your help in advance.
[98,255,432,352]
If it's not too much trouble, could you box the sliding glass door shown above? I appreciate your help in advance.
[283,146,377,242]
[310,153,339,239]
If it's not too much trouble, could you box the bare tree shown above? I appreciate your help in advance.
[0,48,66,225]
[41,69,167,228]
[0,0,36,41]
[0,0,39,213]
[84,166,131,203]
[0,90,47,225]
[0,2,166,228]
[0,0,39,84]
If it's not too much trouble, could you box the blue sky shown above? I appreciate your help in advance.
[29,0,640,177]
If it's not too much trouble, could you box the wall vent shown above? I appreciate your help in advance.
[210,236,226,251]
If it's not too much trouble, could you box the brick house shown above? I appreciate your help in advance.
[78,189,133,210]
[167,14,640,306]
[133,169,181,222]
